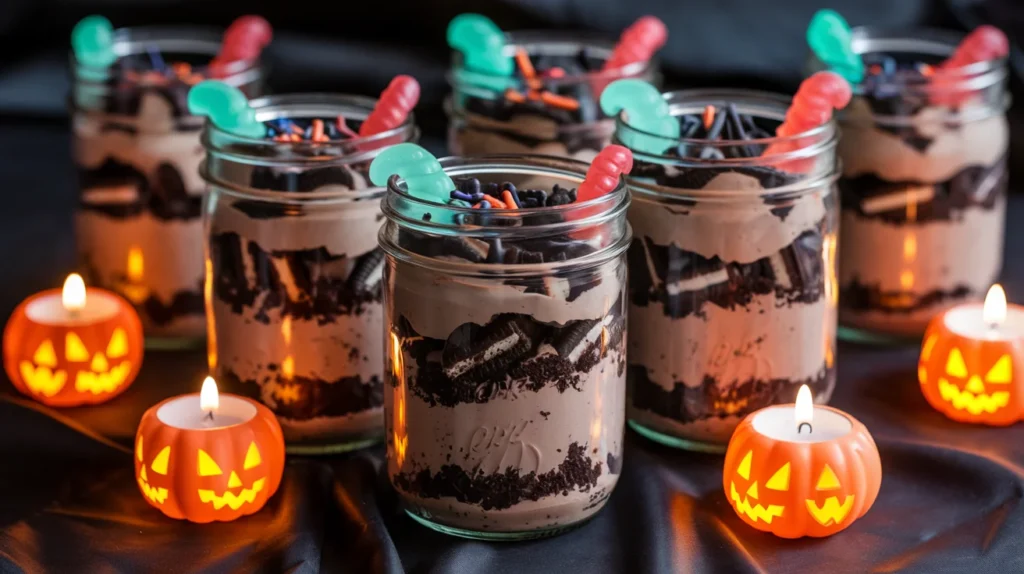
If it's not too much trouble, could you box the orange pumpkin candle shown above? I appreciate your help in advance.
[3,273,143,406]
[723,386,882,538]
[919,284,1024,425]
[135,377,285,523]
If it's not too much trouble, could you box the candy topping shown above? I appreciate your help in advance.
[360,76,421,137]
[941,25,1009,69]
[577,146,633,202]
[806,9,864,83]
[210,15,273,77]
[603,16,668,71]
[447,14,514,77]
[775,71,851,138]
[504,49,580,111]
[600,79,679,154]
[187,80,264,138]
[71,15,117,68]
[369,143,454,204]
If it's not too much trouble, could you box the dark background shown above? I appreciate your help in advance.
[1,1,1024,573]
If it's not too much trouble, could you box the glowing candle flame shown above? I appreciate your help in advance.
[62,273,87,311]
[795,384,814,429]
[127,247,144,282]
[983,284,1007,327]
[200,376,219,413]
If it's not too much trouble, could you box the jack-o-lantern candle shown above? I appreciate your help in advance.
[919,284,1024,425]
[3,273,143,406]
[723,386,882,538]
[135,377,285,523]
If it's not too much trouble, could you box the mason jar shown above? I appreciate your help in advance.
[821,27,1009,341]
[71,25,264,347]
[448,31,659,162]
[380,155,629,539]
[617,89,839,452]
[201,93,418,454]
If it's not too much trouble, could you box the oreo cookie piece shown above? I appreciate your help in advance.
[441,236,490,262]
[347,248,385,294]
[774,230,825,302]
[150,162,200,220]
[441,315,538,380]
[553,318,604,365]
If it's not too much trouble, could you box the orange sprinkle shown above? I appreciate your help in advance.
[919,63,934,77]
[472,202,483,209]
[312,119,325,141]
[869,64,882,75]
[172,62,191,77]
[540,92,580,111]
[502,190,519,209]
[547,67,566,78]
[702,105,715,129]
[515,48,541,91]
[291,123,304,135]
[481,195,507,209]
[505,89,528,104]
[184,73,204,85]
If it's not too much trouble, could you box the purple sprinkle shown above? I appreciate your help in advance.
[451,191,474,202]
[147,46,166,72]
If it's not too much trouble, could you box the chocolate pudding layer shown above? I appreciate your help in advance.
[72,28,262,342]
[616,90,839,449]
[448,32,655,161]
[838,97,1008,338]
[382,158,629,537]
[203,94,417,451]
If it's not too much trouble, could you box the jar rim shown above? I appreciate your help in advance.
[70,25,261,86]
[613,88,838,166]
[380,154,632,274]
[847,25,1008,80]
[448,29,655,90]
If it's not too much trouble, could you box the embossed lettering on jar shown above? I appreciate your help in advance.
[381,156,630,539]
[201,94,418,453]
[71,25,264,344]
[617,90,839,452]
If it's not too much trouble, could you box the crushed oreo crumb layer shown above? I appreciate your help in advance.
[629,364,834,425]
[840,279,975,314]
[840,157,1007,224]
[221,369,383,420]
[209,231,383,323]
[397,304,626,407]
[78,159,201,221]
[627,228,825,319]
[394,442,602,511]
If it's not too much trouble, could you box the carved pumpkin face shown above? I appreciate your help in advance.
[723,407,882,538]
[4,287,143,407]
[919,313,1024,425]
[134,396,285,523]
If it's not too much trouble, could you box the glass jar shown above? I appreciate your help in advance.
[447,31,659,162]
[380,155,629,540]
[201,94,419,454]
[820,28,1009,341]
[71,26,264,347]
[616,89,839,452]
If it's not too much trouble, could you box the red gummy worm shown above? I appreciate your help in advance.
[576,145,633,203]
[359,76,421,137]
[775,71,851,138]
[603,16,668,70]
[220,16,273,61]
[942,25,1009,69]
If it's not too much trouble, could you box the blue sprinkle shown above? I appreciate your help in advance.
[451,191,474,202]
[883,57,897,76]
[147,46,166,72]
[304,126,313,139]
[478,202,490,209]
[471,192,485,203]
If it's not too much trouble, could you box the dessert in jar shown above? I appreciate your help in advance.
[70,15,270,345]
[373,144,631,539]
[191,77,420,453]
[446,13,665,161]
[807,11,1010,340]
[602,76,846,451]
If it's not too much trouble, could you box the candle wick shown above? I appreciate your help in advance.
[204,410,215,421]
[797,422,813,434]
